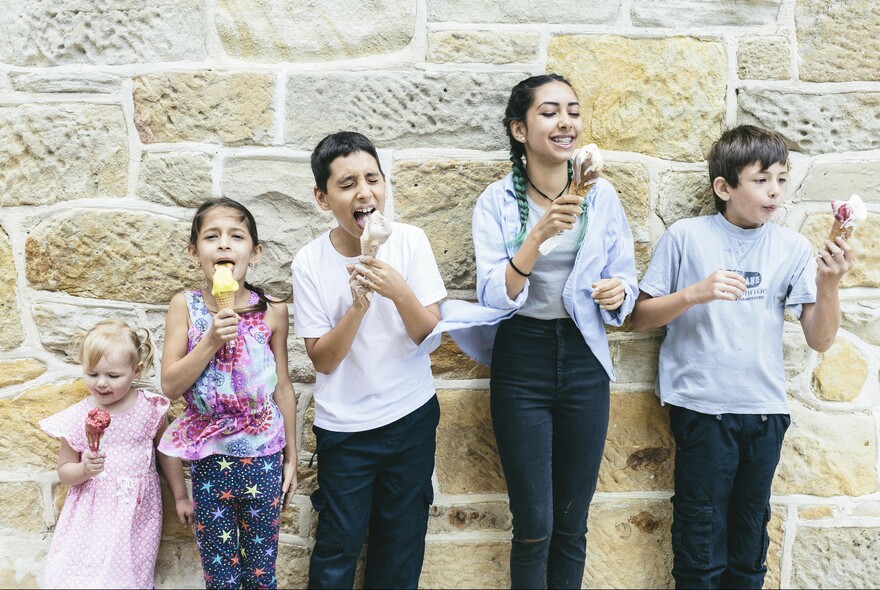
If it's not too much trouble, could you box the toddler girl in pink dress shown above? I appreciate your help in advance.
[39,319,193,589]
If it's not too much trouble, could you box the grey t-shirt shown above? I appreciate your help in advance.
[639,214,817,414]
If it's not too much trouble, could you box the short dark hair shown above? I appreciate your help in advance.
[310,131,384,193]
[708,125,789,213]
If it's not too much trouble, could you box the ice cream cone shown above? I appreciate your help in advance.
[572,144,604,196]
[827,220,854,243]
[212,264,240,356]
[360,210,392,258]
[827,194,866,249]
[214,291,236,311]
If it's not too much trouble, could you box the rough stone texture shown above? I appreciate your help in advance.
[796,0,880,83]
[790,526,880,588]
[811,340,869,402]
[0,534,47,589]
[435,389,506,494]
[137,152,213,207]
[25,210,200,304]
[0,229,23,350]
[738,36,791,80]
[765,505,785,590]
[392,159,508,289]
[134,72,275,146]
[635,241,654,280]
[428,31,539,64]
[631,0,781,27]
[31,302,143,361]
[301,398,315,455]
[774,399,877,496]
[286,328,315,385]
[794,160,880,203]
[275,542,311,589]
[841,300,880,346]
[216,0,415,62]
[800,212,879,288]
[0,104,128,206]
[159,480,195,541]
[428,0,617,23]
[428,501,511,534]
[279,499,302,537]
[9,71,124,93]
[548,36,726,162]
[154,540,204,588]
[738,90,880,155]
[599,392,673,492]
[0,359,47,388]
[584,500,673,589]
[656,168,715,228]
[420,540,509,589]
[222,165,329,298]
[0,482,45,532]
[609,337,660,385]
[430,334,491,380]
[0,380,89,473]
[783,321,811,383]
[602,162,651,243]
[285,72,524,150]
[0,0,206,66]
[799,505,834,520]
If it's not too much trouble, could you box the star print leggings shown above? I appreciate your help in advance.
[191,451,283,590]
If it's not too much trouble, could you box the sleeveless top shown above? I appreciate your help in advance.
[158,289,285,460]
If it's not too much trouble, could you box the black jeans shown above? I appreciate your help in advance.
[491,314,610,589]
[669,405,790,589]
[307,395,440,590]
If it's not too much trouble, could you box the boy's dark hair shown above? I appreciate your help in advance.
[708,125,789,213]
[310,131,384,193]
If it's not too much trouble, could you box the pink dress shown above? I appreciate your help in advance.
[39,389,169,589]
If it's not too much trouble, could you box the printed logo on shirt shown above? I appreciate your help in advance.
[727,270,766,301]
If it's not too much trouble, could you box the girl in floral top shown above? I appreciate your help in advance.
[158,197,297,589]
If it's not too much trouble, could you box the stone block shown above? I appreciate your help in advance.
[635,242,654,281]
[275,542,311,589]
[138,152,214,207]
[631,0,781,27]
[9,71,124,93]
[548,35,727,162]
[435,389,506,494]
[774,399,877,496]
[160,478,195,541]
[287,333,316,385]
[301,399,316,455]
[0,0,206,66]
[428,0,617,23]
[811,340,868,402]
[0,534,48,588]
[430,334,491,380]
[800,212,879,288]
[790,526,880,588]
[584,499,673,589]
[0,229,23,350]
[782,321,810,383]
[656,168,715,229]
[154,539,205,588]
[602,161,651,243]
[285,72,525,150]
[297,460,318,496]
[0,481,46,532]
[216,0,415,62]
[794,160,880,203]
[428,500,511,534]
[599,392,673,492]
[428,31,539,64]
[31,302,143,361]
[0,358,47,388]
[765,504,786,590]
[25,210,200,304]
[796,0,880,82]
[0,104,127,206]
[0,381,89,473]
[392,159,509,289]
[420,540,509,589]
[279,497,304,537]
[134,72,275,146]
[738,90,880,155]
[798,505,834,520]
[841,300,880,346]
[738,36,791,80]
[609,337,660,386]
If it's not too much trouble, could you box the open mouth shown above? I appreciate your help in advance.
[214,260,234,271]
[354,206,376,230]
[551,136,575,147]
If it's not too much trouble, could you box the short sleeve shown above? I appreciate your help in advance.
[639,228,681,298]
[39,402,87,451]
[292,250,334,338]
[784,238,818,317]
[405,228,448,307]
[142,389,171,435]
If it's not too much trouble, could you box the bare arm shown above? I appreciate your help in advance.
[154,418,193,525]
[631,270,748,331]
[799,237,853,352]
[57,438,102,486]
[266,302,298,508]
[160,292,239,400]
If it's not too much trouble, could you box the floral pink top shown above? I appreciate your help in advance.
[158,290,285,460]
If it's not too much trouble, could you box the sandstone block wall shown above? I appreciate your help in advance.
[1,1,878,588]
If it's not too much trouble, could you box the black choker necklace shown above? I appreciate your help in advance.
[525,173,572,202]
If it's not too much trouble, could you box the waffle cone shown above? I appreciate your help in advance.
[215,291,236,311]
[361,242,379,258]
[828,220,853,243]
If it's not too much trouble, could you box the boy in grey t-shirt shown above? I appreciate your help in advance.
[632,125,854,589]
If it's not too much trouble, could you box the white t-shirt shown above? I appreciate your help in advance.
[292,223,447,432]
[639,214,817,415]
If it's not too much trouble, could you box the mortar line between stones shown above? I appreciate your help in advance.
[780,504,797,588]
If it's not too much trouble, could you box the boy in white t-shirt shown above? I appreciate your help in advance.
[632,125,854,589]
[292,131,447,589]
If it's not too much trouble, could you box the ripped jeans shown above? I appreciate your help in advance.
[490,314,610,589]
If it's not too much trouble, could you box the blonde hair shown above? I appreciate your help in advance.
[72,319,155,376]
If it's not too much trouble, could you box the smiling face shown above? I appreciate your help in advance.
[83,345,141,411]
[314,150,387,256]
[509,80,582,168]
[715,160,789,229]
[189,206,262,290]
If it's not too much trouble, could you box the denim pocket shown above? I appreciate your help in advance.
[671,499,714,570]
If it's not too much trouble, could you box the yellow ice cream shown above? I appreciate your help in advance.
[212,264,239,309]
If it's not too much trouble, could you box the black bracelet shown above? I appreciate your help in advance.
[509,258,531,278]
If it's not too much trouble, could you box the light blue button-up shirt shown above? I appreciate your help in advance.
[420,173,638,381]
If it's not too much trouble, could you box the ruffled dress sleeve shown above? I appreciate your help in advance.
[141,389,171,437]
[39,400,89,453]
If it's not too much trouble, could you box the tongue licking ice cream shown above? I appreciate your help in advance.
[85,407,111,454]
[360,210,392,258]
[828,194,867,244]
